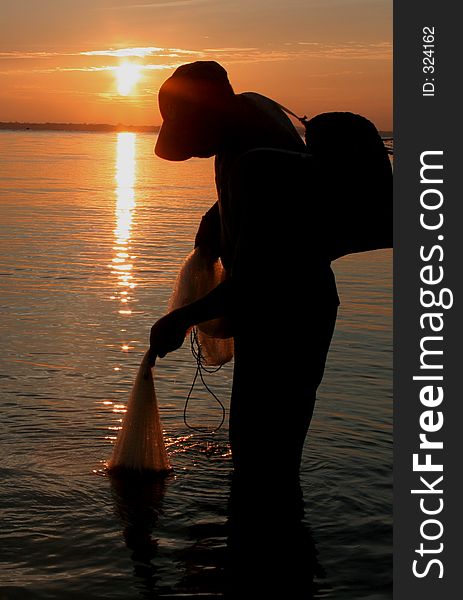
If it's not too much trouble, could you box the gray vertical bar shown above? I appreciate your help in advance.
[395,2,462,598]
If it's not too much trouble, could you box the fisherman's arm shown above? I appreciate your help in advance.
[148,278,232,364]
[194,202,221,258]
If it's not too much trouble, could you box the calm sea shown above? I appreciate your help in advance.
[0,131,392,599]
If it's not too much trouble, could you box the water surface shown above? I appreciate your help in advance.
[0,131,392,599]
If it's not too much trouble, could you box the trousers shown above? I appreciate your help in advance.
[223,147,340,479]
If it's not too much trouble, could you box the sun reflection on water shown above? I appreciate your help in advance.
[111,132,137,323]
[102,133,140,453]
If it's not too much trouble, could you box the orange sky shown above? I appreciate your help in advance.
[0,0,392,130]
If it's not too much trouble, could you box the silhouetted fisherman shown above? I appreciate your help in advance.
[148,60,340,483]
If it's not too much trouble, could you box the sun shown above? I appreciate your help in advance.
[115,63,142,96]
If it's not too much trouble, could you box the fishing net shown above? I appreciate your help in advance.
[108,351,172,476]
[168,247,234,366]
[194,330,234,367]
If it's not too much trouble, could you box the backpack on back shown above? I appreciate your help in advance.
[279,107,393,260]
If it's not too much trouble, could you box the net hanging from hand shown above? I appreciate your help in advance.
[108,351,172,476]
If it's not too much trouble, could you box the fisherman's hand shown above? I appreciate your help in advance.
[148,310,190,366]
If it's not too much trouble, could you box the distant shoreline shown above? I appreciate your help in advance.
[0,121,393,138]
[0,122,160,133]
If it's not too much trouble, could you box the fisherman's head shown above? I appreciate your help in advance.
[155,61,235,161]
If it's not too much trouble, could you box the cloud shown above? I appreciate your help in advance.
[99,0,209,9]
[0,41,391,77]
[191,42,392,64]
[202,48,259,53]
[81,46,203,58]
[0,51,64,60]
[0,67,108,75]
[0,65,179,76]
[0,47,203,60]
[143,63,182,70]
[199,43,391,65]
[81,47,163,58]
[1,41,392,64]
[294,41,392,60]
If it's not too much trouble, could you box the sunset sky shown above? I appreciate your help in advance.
[0,0,392,129]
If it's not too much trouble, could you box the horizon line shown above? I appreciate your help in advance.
[0,121,161,133]
[0,121,394,136]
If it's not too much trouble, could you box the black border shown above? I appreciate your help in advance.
[394,3,462,596]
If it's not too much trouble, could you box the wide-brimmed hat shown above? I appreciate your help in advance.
[155,61,234,160]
